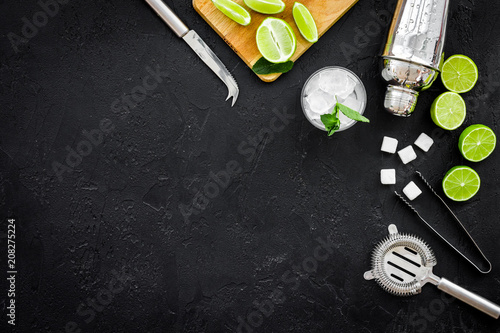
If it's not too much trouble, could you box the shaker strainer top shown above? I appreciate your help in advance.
[364,224,500,319]
[364,224,437,296]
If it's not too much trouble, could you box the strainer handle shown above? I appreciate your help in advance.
[438,278,500,319]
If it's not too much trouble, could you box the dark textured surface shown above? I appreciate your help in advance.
[1,0,500,332]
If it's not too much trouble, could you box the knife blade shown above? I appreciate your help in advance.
[145,0,239,106]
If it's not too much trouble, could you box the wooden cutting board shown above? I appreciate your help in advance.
[193,0,359,82]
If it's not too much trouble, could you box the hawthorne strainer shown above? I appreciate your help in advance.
[364,224,500,319]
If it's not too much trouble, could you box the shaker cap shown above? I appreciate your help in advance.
[384,86,418,117]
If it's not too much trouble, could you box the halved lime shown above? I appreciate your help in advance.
[430,92,466,130]
[212,0,251,26]
[442,166,480,201]
[458,124,497,162]
[256,18,296,63]
[292,2,318,43]
[244,0,285,14]
[441,55,478,93]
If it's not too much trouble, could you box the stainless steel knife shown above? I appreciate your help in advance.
[145,0,239,106]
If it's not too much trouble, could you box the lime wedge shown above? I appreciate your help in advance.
[442,166,480,201]
[244,0,285,14]
[458,124,497,162]
[292,2,318,43]
[430,91,466,130]
[212,0,251,26]
[441,55,478,93]
[256,18,296,64]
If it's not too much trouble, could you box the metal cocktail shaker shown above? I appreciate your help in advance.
[381,0,450,116]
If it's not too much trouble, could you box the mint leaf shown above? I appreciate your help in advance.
[338,103,370,123]
[321,110,340,136]
[252,57,294,75]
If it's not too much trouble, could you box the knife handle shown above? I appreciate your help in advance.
[145,0,189,37]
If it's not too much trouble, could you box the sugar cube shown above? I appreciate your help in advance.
[398,145,417,164]
[380,169,396,185]
[381,136,398,154]
[414,133,434,152]
[403,181,422,201]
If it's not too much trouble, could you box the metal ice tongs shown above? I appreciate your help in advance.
[395,171,493,274]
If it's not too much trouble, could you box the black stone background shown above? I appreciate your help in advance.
[1,0,500,332]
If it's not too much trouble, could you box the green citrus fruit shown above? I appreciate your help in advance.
[441,55,478,93]
[442,166,480,201]
[458,124,497,162]
[430,92,466,130]
[256,18,297,63]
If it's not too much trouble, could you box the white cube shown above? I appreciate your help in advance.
[398,145,417,164]
[380,169,396,185]
[403,181,422,201]
[414,133,434,152]
[381,136,398,154]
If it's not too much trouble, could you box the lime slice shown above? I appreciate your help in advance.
[441,55,478,93]
[458,124,497,162]
[244,0,285,14]
[212,0,251,26]
[256,18,297,63]
[292,2,318,43]
[430,92,466,130]
[442,166,480,201]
